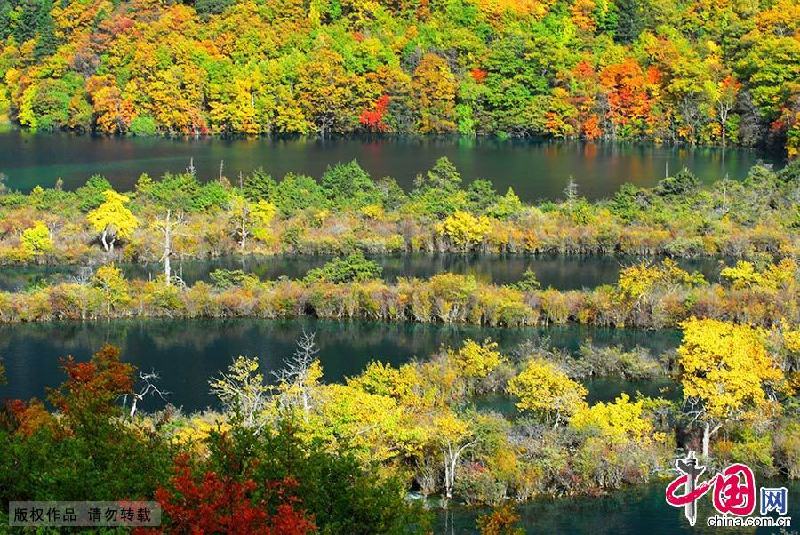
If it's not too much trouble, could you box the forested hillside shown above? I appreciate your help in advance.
[0,0,798,155]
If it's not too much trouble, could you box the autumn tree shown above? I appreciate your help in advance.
[18,220,53,260]
[153,456,316,535]
[210,356,271,430]
[48,345,135,426]
[87,189,139,253]
[92,264,131,316]
[412,53,457,134]
[677,318,787,458]
[432,410,476,500]
[228,193,276,253]
[507,358,588,426]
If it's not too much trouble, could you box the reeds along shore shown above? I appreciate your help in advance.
[1,159,799,267]
[0,258,798,329]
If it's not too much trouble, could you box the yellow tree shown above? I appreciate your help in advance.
[432,410,476,500]
[92,264,131,316]
[507,358,587,426]
[87,190,139,253]
[18,221,54,260]
[412,53,457,134]
[449,339,505,379]
[677,318,787,458]
[438,211,492,252]
[570,393,656,445]
[228,194,276,253]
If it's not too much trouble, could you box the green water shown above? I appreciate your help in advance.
[3,319,797,535]
[0,318,681,411]
[0,131,781,200]
[437,480,800,533]
[0,253,726,292]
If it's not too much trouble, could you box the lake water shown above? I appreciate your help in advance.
[0,254,726,292]
[438,480,800,534]
[0,318,681,411]
[0,131,781,200]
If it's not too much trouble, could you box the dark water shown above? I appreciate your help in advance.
[0,318,681,411]
[0,131,781,200]
[438,480,800,534]
[0,254,726,292]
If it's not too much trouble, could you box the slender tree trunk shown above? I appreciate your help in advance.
[702,422,721,459]
[163,210,172,285]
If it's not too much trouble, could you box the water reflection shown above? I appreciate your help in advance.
[0,131,782,200]
[0,254,727,292]
[0,318,681,411]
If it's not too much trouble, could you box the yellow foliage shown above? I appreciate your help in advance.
[438,211,492,251]
[86,190,139,247]
[360,204,385,220]
[18,220,53,259]
[507,358,587,424]
[92,264,131,309]
[678,318,787,422]
[172,415,231,454]
[784,327,800,353]
[433,409,471,442]
[308,383,427,461]
[348,361,419,402]
[449,339,504,379]
[617,259,705,300]
[570,394,656,445]
[720,259,797,291]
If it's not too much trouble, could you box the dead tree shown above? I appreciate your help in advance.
[125,370,169,418]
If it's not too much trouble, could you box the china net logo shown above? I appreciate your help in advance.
[665,451,791,528]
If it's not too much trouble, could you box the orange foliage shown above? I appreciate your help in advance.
[48,345,135,418]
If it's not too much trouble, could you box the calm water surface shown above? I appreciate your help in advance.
[437,481,800,534]
[0,318,681,411]
[0,254,726,292]
[0,131,781,200]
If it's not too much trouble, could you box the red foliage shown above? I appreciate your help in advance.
[469,68,488,83]
[48,345,134,418]
[145,456,316,535]
[359,95,391,132]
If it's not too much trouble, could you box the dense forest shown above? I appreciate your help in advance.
[0,0,798,155]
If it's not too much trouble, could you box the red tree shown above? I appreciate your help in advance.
[142,456,316,535]
[48,344,134,419]
[359,95,391,132]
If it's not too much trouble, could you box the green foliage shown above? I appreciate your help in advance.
[321,160,380,209]
[304,251,382,283]
[509,269,541,292]
[135,172,228,212]
[75,175,113,212]
[243,168,276,202]
[129,115,158,136]
[656,169,700,197]
[209,268,259,289]
[416,157,462,192]
[273,173,327,217]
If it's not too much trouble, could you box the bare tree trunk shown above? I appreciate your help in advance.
[163,210,172,285]
[442,442,472,500]
[702,422,721,459]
